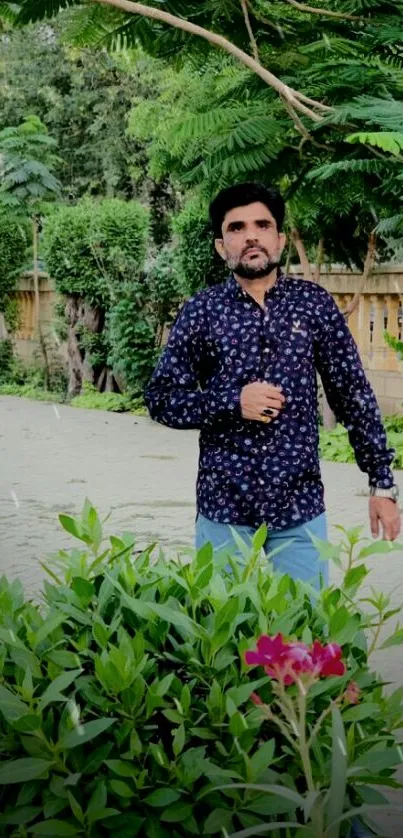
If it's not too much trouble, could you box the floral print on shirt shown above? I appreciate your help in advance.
[145,273,394,531]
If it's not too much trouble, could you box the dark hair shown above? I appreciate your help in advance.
[209,182,285,237]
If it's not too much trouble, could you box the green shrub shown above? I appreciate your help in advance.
[0,339,14,384]
[0,502,403,836]
[107,285,159,399]
[70,382,147,414]
[320,421,403,470]
[43,200,149,307]
[172,197,227,295]
[0,214,28,314]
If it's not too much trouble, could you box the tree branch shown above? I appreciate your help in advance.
[343,231,376,318]
[96,0,333,121]
[241,0,259,62]
[282,0,361,21]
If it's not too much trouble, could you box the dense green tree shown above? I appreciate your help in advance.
[42,198,149,395]
[0,115,61,379]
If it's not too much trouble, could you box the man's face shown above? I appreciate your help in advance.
[215,201,286,279]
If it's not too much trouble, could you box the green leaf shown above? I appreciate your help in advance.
[330,612,361,646]
[30,821,79,835]
[0,807,42,826]
[343,564,368,592]
[342,703,380,722]
[34,612,69,647]
[351,745,403,773]
[87,779,107,817]
[326,705,347,838]
[347,131,403,156]
[357,540,403,559]
[173,724,186,757]
[160,802,193,823]
[227,677,268,708]
[58,717,116,749]
[196,541,213,569]
[380,628,403,649]
[12,714,42,733]
[37,669,82,712]
[110,779,135,798]
[148,602,202,638]
[145,789,182,807]
[105,759,138,778]
[204,807,233,834]
[88,807,121,823]
[59,514,88,543]
[0,684,28,721]
[249,740,276,781]
[71,577,95,603]
[0,758,53,784]
[67,792,84,825]
[47,651,81,669]
[252,524,267,552]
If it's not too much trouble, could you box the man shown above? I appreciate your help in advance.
[145,182,401,587]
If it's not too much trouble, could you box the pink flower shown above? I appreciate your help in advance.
[245,634,345,685]
[344,681,361,705]
[250,692,264,706]
[245,633,315,685]
[310,640,345,678]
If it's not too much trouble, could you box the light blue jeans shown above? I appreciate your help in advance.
[195,511,329,589]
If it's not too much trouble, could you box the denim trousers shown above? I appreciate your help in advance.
[195,511,329,589]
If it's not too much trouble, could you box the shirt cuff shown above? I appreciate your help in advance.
[206,385,242,421]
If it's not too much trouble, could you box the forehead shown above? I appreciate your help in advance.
[222,201,277,230]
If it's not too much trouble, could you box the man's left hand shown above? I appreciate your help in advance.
[369,497,401,541]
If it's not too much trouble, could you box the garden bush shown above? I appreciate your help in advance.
[320,419,403,470]
[172,197,227,295]
[1,503,403,836]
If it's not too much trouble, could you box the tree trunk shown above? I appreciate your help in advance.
[314,237,324,283]
[32,217,51,388]
[66,297,83,397]
[290,228,314,281]
[0,312,8,340]
[343,231,376,319]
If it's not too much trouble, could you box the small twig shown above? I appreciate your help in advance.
[283,0,362,21]
[281,94,313,141]
[241,0,259,62]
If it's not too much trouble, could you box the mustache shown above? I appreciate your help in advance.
[241,245,269,257]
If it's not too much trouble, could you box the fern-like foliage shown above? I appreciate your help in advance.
[347,131,403,156]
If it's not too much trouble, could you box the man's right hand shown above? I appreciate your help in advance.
[240,381,285,423]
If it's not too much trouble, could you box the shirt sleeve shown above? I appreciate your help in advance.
[144,296,242,430]
[313,288,394,488]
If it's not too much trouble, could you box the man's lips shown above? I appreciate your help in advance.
[243,247,267,257]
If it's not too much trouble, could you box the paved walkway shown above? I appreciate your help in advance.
[1,395,403,833]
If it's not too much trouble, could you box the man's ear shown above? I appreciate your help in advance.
[215,238,226,261]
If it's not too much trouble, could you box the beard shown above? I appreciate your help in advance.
[227,247,281,280]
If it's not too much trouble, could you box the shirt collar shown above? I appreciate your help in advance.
[225,270,286,304]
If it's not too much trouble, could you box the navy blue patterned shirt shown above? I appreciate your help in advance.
[145,273,394,530]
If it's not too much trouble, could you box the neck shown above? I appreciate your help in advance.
[234,267,279,308]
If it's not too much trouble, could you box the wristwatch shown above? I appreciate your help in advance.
[369,485,400,502]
